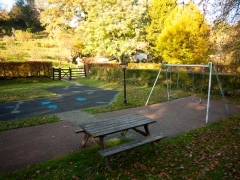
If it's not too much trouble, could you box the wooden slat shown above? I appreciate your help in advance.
[81,114,146,128]
[98,133,166,157]
[74,127,84,133]
[83,118,152,136]
[79,114,156,137]
[80,114,153,130]
[90,120,154,137]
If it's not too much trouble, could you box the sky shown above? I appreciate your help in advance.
[0,0,14,11]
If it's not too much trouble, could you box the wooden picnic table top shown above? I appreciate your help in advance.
[79,114,156,138]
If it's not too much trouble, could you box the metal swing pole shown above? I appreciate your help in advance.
[213,64,230,114]
[206,62,230,123]
[191,68,195,102]
[169,67,172,98]
[146,62,228,123]
[163,64,209,68]
[145,67,162,106]
[173,67,180,99]
[199,67,205,104]
[176,67,180,90]
[206,62,213,124]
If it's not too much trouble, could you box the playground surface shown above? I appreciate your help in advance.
[0,95,240,173]
[0,85,119,121]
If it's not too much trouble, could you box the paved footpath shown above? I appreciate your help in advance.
[0,80,239,173]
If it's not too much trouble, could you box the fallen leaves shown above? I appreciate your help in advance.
[2,115,239,180]
[133,162,147,171]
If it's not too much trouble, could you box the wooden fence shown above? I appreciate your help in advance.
[52,67,86,80]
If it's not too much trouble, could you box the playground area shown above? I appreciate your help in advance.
[0,85,119,121]
[1,96,240,173]
[0,62,239,175]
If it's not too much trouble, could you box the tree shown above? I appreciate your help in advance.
[0,9,10,21]
[222,21,240,65]
[36,0,85,37]
[75,0,148,59]
[37,0,149,59]
[146,0,177,61]
[207,22,230,64]
[156,3,211,64]
[9,0,41,31]
[0,2,10,21]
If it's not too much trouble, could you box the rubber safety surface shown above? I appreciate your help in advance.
[0,85,119,121]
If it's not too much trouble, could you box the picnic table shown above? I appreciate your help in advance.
[77,114,166,170]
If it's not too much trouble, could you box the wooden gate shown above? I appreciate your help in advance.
[52,67,86,80]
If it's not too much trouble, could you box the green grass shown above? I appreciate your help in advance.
[1,115,239,179]
[1,38,71,67]
[0,115,60,131]
[77,77,190,114]
[0,77,73,103]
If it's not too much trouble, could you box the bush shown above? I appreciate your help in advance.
[2,35,14,45]
[0,61,52,79]
[15,30,33,41]
[88,66,240,97]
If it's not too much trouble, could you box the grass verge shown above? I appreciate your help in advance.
[1,115,239,179]
[0,115,60,132]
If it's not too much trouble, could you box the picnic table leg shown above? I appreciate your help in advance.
[143,125,150,135]
[151,142,157,154]
[99,136,112,171]
[143,125,157,154]
[121,130,128,136]
[81,133,90,147]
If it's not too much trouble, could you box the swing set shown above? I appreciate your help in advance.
[145,62,229,123]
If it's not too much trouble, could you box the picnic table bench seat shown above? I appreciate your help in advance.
[98,133,166,157]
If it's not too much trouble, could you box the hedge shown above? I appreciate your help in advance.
[88,66,240,97]
[0,61,52,79]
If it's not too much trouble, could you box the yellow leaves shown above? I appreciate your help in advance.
[156,2,210,64]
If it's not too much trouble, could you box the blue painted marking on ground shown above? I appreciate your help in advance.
[48,105,57,109]
[41,101,51,105]
[76,97,87,101]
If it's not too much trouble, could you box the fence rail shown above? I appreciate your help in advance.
[52,67,86,80]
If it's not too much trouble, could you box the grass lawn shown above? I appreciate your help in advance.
[0,115,60,131]
[0,77,239,179]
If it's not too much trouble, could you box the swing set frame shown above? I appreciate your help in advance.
[145,62,229,123]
